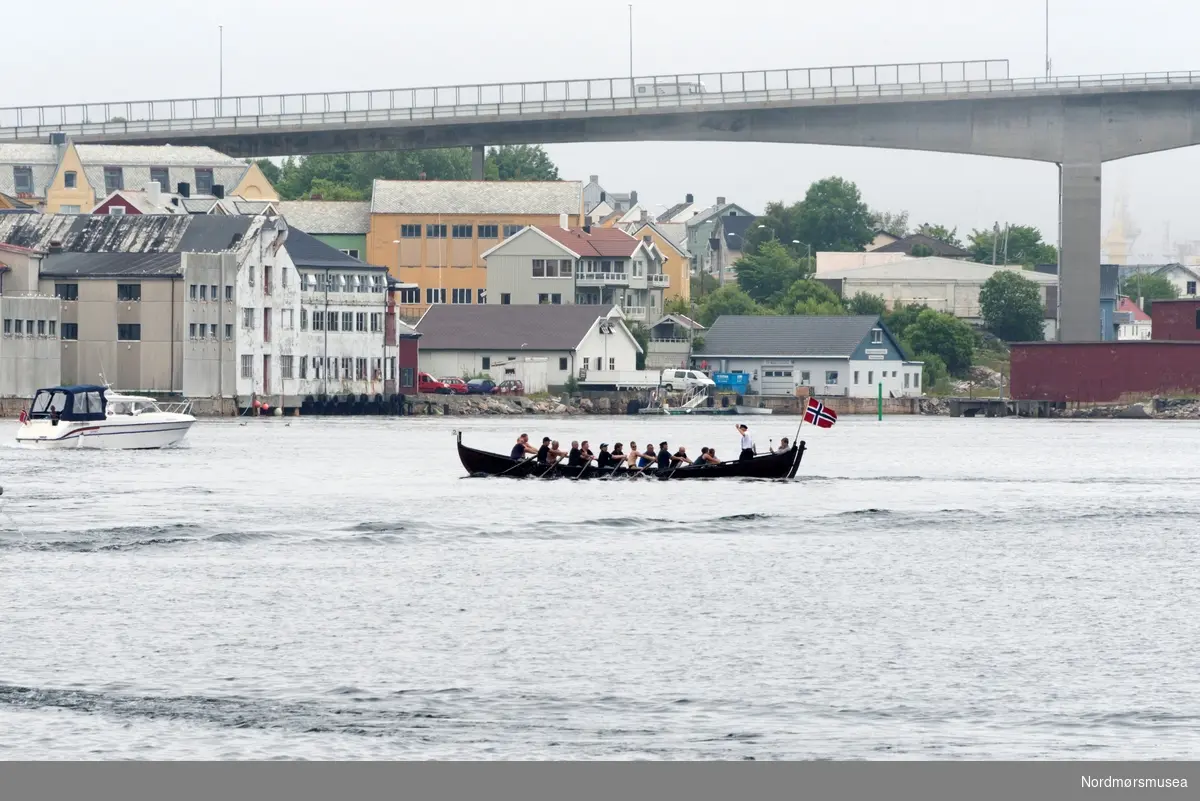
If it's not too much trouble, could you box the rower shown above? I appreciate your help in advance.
[611,442,625,464]
[596,443,613,470]
[511,433,537,460]
[535,436,552,464]
[672,444,692,465]
[548,440,568,464]
[626,441,641,469]
[580,440,594,463]
[567,440,583,468]
[775,437,791,454]
[699,447,720,465]
[639,443,657,469]
[736,424,756,461]
[656,441,673,471]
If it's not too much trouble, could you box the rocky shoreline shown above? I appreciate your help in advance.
[917,396,1200,419]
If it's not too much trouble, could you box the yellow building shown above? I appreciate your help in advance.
[366,179,583,319]
[626,220,690,304]
[44,143,278,214]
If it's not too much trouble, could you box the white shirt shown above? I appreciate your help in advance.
[740,431,754,450]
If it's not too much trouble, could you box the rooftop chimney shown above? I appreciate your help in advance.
[717,196,726,206]
[599,190,606,203]
[589,174,599,184]
[685,193,694,204]
[177,182,191,198]
[559,213,569,230]
[49,132,66,145]
[640,209,648,222]
[630,190,638,204]
[212,184,225,199]
[143,181,161,206]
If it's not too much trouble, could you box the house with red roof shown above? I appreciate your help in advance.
[1115,296,1152,340]
[481,221,668,325]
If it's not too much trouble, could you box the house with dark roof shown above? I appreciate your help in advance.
[646,313,705,369]
[415,303,639,388]
[868,232,971,259]
[481,223,668,325]
[695,315,924,398]
[277,200,370,260]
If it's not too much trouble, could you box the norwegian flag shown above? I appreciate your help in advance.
[803,398,838,428]
[18,408,28,425]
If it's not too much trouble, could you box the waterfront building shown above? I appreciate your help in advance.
[623,218,691,303]
[695,314,925,398]
[645,313,705,370]
[277,200,370,260]
[482,223,668,326]
[0,243,61,397]
[365,179,584,321]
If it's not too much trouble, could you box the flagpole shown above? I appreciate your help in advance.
[794,396,808,446]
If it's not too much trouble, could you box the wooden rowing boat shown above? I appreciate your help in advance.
[456,432,806,480]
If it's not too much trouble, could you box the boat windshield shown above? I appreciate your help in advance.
[107,399,161,416]
[30,388,105,420]
[30,390,69,417]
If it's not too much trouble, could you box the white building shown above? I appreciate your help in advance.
[483,222,669,325]
[0,244,61,397]
[415,304,640,387]
[1152,264,1200,298]
[696,315,924,398]
[1115,297,1153,340]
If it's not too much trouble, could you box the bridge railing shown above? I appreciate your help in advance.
[0,60,1009,133]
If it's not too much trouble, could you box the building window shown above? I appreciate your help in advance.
[341,357,353,377]
[868,371,874,384]
[60,205,80,214]
[608,357,615,370]
[299,357,308,379]
[551,293,562,304]
[426,287,446,304]
[13,166,33,195]
[400,224,421,238]
[301,308,309,331]
[150,167,169,191]
[108,206,126,217]
[481,356,491,370]
[478,225,498,239]
[283,309,294,329]
[871,328,883,344]
[209,323,217,339]
[559,357,568,370]
[800,371,811,384]
[538,294,549,304]
[398,287,419,304]
[49,321,57,337]
[117,323,140,341]
[55,283,79,301]
[103,166,124,193]
[264,265,273,295]
[1188,281,1198,295]
[24,320,33,335]
[342,311,354,331]
[853,371,859,384]
[451,288,472,304]
[312,310,325,331]
[355,357,367,380]
[62,322,78,340]
[210,284,218,300]
[339,249,360,259]
[224,323,233,340]
[904,373,911,389]
[64,171,77,189]
[117,284,141,301]
[37,320,46,336]
[451,225,473,239]
[400,367,415,388]
[194,168,214,195]
[370,312,382,332]
[281,270,289,289]
[189,323,197,339]
[241,354,253,378]
[200,284,208,301]
[263,308,272,342]
[242,307,255,328]
[3,318,11,335]
[327,311,339,331]
[477,288,486,304]
[225,285,233,301]
[825,370,839,385]
[281,355,294,379]
[355,312,367,331]
[501,293,511,305]
[426,224,447,238]
[503,224,524,238]
[312,358,323,380]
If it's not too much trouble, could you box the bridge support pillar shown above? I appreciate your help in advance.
[1057,99,1103,343]
[471,144,485,180]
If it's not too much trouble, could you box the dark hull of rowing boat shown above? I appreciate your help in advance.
[456,433,806,480]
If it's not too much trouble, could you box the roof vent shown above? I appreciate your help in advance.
[717,196,726,206]
[177,182,191,198]
[212,184,225,199]
[48,240,63,254]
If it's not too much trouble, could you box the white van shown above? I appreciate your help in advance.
[661,368,716,391]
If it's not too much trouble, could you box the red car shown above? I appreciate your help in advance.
[439,377,468,394]
[493,379,525,396]
[418,372,449,394]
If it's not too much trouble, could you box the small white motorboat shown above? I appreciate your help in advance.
[15,384,195,450]
[734,403,774,415]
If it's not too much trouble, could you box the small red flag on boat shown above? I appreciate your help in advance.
[803,398,838,428]
[18,408,28,424]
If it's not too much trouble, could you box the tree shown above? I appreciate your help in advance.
[774,279,845,316]
[697,284,764,327]
[968,225,1057,267]
[847,292,887,316]
[979,270,1046,342]
[302,178,368,201]
[733,240,809,304]
[869,209,909,237]
[663,296,693,317]
[485,145,559,181]
[910,243,935,258]
[690,272,719,299]
[252,158,282,186]
[629,323,650,369]
[882,303,930,343]
[914,351,947,390]
[1119,274,1179,312]
[793,177,875,252]
[914,223,962,249]
[905,309,975,375]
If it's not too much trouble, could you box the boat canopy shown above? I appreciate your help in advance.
[29,385,107,422]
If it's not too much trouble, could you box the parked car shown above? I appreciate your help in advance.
[493,379,525,396]
[440,377,469,395]
[660,368,716,392]
[466,378,497,395]
[418,372,449,394]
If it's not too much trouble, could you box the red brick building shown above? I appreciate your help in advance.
[1011,299,1200,402]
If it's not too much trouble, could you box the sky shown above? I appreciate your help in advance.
[6,0,1200,260]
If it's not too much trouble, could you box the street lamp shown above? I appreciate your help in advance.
[792,239,812,281]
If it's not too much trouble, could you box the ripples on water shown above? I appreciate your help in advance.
[1,416,1199,759]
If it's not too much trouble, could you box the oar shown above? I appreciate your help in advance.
[537,457,563,479]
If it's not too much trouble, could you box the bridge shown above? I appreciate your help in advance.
[6,58,1200,343]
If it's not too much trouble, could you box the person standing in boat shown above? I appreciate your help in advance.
[736,424,755,461]
[511,433,537,460]
[535,436,552,465]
